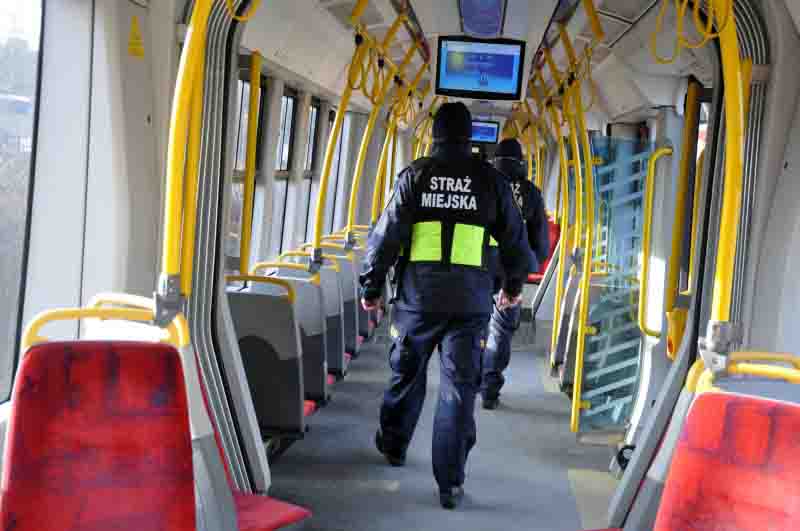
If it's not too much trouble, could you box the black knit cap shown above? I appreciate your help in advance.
[495,138,523,160]
[432,102,472,142]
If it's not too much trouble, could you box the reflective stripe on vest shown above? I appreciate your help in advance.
[410,221,442,262]
[489,236,498,247]
[409,221,486,267]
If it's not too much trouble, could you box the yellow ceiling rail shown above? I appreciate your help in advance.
[159,0,213,316]
[238,51,262,276]
[225,275,296,305]
[312,3,427,265]
[639,147,673,340]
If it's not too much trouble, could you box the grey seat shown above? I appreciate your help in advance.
[266,267,330,402]
[283,254,348,377]
[227,279,310,438]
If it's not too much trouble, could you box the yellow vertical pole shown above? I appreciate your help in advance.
[178,31,208,297]
[390,115,398,190]
[381,123,397,208]
[665,80,700,312]
[566,103,583,257]
[570,77,596,433]
[686,149,705,291]
[238,51,262,275]
[345,68,397,236]
[709,0,745,323]
[312,42,366,251]
[370,120,396,223]
[549,105,571,356]
[162,0,213,280]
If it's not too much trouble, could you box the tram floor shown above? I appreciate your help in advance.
[269,320,617,531]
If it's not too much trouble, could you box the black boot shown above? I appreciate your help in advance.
[439,486,465,509]
[375,431,405,467]
[482,396,499,410]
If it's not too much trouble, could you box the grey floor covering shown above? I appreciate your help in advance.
[269,322,615,531]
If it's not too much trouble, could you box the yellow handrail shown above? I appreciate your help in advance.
[370,119,396,224]
[311,43,365,253]
[666,81,700,312]
[162,0,213,281]
[239,51,262,275]
[685,149,705,294]
[225,275,296,305]
[569,70,598,433]
[638,147,673,339]
[280,251,341,273]
[664,81,700,360]
[549,105,570,358]
[251,261,309,274]
[709,0,746,324]
[21,307,186,352]
[697,361,800,394]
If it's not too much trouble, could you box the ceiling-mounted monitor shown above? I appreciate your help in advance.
[435,35,526,101]
[470,120,500,144]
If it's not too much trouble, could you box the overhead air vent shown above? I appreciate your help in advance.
[459,0,507,38]
[321,0,385,30]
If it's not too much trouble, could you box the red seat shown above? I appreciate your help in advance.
[303,400,317,418]
[234,491,312,531]
[583,392,800,531]
[327,374,336,386]
[527,220,560,284]
[1,341,196,530]
[193,350,311,530]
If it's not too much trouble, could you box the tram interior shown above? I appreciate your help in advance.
[3,0,800,529]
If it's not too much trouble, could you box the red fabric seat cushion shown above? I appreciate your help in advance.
[234,491,312,531]
[192,350,312,529]
[1,341,195,530]
[303,400,317,418]
[654,392,800,530]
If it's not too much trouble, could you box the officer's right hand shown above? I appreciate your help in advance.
[497,289,523,310]
[362,297,382,311]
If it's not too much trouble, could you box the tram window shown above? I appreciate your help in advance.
[0,1,42,399]
[225,73,265,273]
[326,111,352,234]
[304,103,319,173]
[275,91,297,172]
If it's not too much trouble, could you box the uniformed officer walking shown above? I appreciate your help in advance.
[482,138,550,410]
[360,102,531,509]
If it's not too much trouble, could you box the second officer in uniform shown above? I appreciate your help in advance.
[360,102,531,509]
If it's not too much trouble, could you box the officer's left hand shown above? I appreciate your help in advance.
[497,290,523,310]
[362,297,382,311]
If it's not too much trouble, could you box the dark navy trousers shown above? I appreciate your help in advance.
[379,308,489,491]
[481,300,521,400]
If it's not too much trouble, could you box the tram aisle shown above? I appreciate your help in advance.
[269,320,616,530]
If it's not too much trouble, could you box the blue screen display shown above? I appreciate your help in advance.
[471,121,499,143]
[438,39,523,97]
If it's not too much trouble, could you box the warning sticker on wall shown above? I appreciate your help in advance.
[128,16,145,58]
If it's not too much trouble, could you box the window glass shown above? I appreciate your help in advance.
[234,80,250,171]
[275,93,296,171]
[225,70,264,273]
[304,104,319,172]
[328,112,352,233]
[0,2,42,399]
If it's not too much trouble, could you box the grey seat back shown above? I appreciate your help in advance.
[227,283,306,437]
